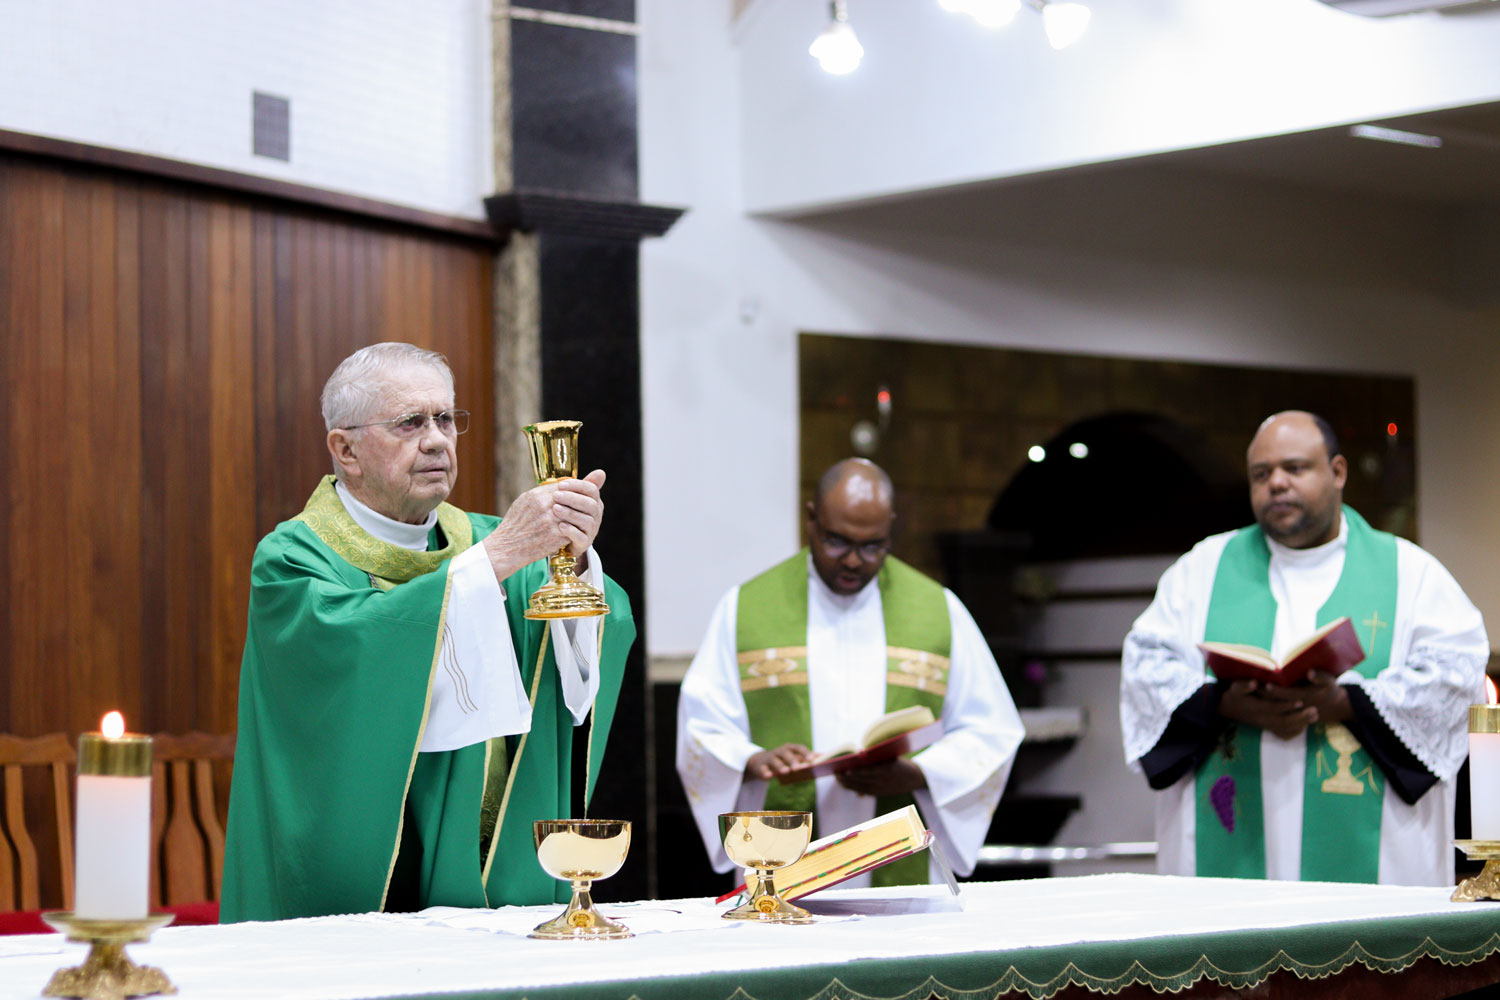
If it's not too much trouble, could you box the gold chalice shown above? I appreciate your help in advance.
[521,420,610,620]
[530,819,632,939]
[718,810,814,923]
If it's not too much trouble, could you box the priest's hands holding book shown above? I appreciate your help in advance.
[835,758,928,796]
[743,744,927,795]
[1218,672,1352,740]
[745,744,815,781]
[482,469,606,582]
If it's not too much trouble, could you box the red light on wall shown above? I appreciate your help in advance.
[1386,422,1398,437]
[876,390,891,405]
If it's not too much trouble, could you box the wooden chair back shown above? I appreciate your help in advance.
[0,731,235,912]
[150,732,236,907]
[0,733,75,911]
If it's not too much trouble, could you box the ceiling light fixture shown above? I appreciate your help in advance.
[941,0,1091,48]
[810,0,865,75]
[1035,0,1091,49]
[1349,124,1443,148]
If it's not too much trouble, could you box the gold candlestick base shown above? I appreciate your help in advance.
[41,912,176,1000]
[1452,841,1500,901]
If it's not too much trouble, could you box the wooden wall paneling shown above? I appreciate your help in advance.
[106,177,144,733]
[34,166,68,737]
[288,214,321,514]
[310,218,337,409]
[63,171,97,735]
[250,210,279,540]
[136,184,169,735]
[159,190,195,734]
[0,159,11,734]
[208,201,255,737]
[184,197,214,733]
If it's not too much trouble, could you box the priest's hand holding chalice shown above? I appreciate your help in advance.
[521,420,611,620]
[718,811,814,923]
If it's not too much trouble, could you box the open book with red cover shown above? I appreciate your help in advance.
[1197,616,1365,686]
[715,805,949,904]
[775,706,944,785]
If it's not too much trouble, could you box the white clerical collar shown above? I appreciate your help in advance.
[1265,511,1349,566]
[806,553,880,613]
[334,481,437,551]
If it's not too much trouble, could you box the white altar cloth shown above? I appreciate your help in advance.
[0,874,1490,1000]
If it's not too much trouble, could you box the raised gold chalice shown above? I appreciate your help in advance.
[531,819,632,939]
[719,810,814,923]
[521,420,610,620]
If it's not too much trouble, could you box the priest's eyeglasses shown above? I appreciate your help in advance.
[817,529,889,562]
[344,410,471,437]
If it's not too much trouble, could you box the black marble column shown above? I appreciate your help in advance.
[490,0,682,901]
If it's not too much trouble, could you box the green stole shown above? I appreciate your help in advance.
[1196,506,1396,882]
[735,550,949,887]
[223,477,631,920]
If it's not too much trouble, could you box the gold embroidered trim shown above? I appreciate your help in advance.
[737,646,808,665]
[886,646,950,670]
[293,475,474,583]
[688,932,1500,999]
[379,561,455,911]
[887,674,949,697]
[741,674,811,693]
[481,629,550,889]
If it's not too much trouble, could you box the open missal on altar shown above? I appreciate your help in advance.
[715,805,950,904]
[775,705,944,785]
[1197,616,1365,686]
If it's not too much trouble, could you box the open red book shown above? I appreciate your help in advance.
[776,709,944,785]
[715,805,937,904]
[1197,616,1365,686]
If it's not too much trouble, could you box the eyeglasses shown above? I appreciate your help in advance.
[816,528,890,563]
[344,409,470,437]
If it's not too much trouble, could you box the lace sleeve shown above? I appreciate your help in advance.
[1356,640,1486,782]
[1121,629,1208,765]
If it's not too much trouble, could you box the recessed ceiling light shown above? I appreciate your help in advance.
[1349,124,1443,149]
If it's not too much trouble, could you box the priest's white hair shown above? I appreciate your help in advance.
[321,342,454,431]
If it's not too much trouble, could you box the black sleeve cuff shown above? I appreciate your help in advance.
[1140,682,1231,791]
[1343,685,1438,806]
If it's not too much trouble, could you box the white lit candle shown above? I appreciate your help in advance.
[73,712,152,920]
[1469,686,1500,841]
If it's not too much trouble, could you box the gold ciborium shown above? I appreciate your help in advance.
[521,420,610,620]
[531,819,632,939]
[718,810,814,923]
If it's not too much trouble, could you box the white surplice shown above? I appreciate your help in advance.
[1121,514,1489,886]
[676,559,1024,883]
[334,483,601,752]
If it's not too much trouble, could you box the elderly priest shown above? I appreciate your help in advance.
[223,342,633,921]
[1121,410,1487,885]
[676,458,1023,886]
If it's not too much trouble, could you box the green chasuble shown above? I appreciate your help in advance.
[222,477,634,922]
[735,550,949,887]
[1195,506,1396,883]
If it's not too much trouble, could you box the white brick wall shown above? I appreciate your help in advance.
[0,0,493,218]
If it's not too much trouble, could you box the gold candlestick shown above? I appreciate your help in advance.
[41,912,176,1000]
[521,420,610,620]
[1452,841,1500,902]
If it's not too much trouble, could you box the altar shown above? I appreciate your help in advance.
[4,874,1500,1000]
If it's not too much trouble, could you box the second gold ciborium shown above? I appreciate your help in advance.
[719,810,814,923]
[521,420,610,620]
[531,819,633,939]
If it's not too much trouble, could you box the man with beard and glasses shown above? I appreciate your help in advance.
[675,458,1023,887]
[1121,411,1487,885]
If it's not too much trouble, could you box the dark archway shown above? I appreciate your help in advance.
[987,412,1250,559]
